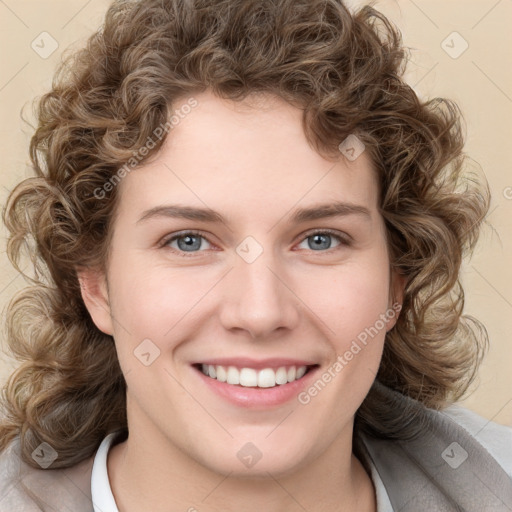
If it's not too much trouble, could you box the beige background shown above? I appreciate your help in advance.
[0,0,511,425]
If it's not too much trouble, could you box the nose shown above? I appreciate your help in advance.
[219,248,301,339]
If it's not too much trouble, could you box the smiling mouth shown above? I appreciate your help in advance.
[192,363,319,389]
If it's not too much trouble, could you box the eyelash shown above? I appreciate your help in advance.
[160,229,352,258]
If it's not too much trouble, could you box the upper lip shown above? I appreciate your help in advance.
[193,358,319,370]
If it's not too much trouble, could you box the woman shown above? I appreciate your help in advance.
[0,0,510,511]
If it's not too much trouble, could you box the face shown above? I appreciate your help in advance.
[80,90,404,478]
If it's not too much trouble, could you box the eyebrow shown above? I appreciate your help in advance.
[136,201,372,225]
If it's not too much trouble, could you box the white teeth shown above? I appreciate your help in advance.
[275,367,288,385]
[199,364,310,388]
[215,365,227,382]
[226,366,240,384]
[258,368,276,388]
[239,368,258,387]
[296,366,307,379]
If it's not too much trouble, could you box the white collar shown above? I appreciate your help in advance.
[91,432,121,512]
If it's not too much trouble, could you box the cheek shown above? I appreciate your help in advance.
[299,258,390,344]
[107,256,222,356]
[293,263,390,433]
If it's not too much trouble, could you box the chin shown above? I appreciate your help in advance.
[192,440,310,479]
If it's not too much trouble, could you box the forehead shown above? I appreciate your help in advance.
[116,91,379,220]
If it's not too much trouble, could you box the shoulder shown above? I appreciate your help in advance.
[0,437,95,512]
[356,384,512,511]
[441,403,512,478]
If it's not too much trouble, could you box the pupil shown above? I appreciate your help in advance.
[178,235,200,251]
[311,234,330,250]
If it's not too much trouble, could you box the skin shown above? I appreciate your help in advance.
[79,90,406,512]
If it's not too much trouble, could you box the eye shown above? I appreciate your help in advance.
[162,231,213,256]
[296,229,351,252]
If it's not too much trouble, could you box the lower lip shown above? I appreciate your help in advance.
[192,365,319,408]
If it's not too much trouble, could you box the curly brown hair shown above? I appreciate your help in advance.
[0,0,490,469]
